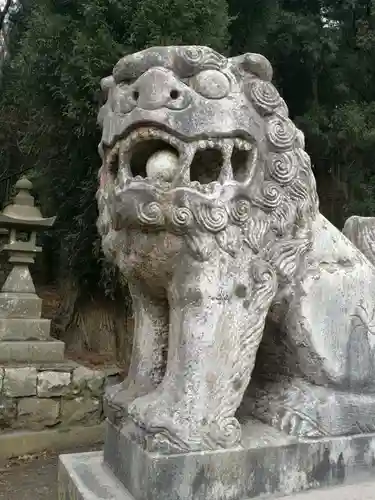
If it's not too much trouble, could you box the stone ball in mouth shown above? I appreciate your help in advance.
[145,149,179,182]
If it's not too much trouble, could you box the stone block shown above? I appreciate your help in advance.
[59,452,132,500]
[58,451,375,500]
[72,366,104,397]
[0,318,51,340]
[104,368,124,389]
[0,395,16,429]
[3,366,37,397]
[100,419,375,500]
[0,292,42,319]
[37,361,79,373]
[37,370,71,397]
[17,397,60,429]
[61,397,101,426]
[0,339,65,363]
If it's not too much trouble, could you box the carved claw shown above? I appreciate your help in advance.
[104,378,158,424]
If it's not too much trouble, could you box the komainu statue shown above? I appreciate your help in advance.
[96,46,375,453]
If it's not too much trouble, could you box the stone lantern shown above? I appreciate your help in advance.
[0,177,65,363]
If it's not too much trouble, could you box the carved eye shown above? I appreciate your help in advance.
[190,70,230,99]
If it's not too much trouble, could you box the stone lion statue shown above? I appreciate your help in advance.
[97,46,375,453]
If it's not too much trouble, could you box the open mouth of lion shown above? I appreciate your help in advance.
[103,126,257,190]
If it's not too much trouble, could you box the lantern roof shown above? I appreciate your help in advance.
[0,177,56,229]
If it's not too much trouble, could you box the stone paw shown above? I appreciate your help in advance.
[270,407,323,438]
[246,378,326,438]
[104,378,157,423]
[127,389,171,429]
[128,391,201,451]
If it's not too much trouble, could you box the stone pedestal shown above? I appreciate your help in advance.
[58,419,375,500]
[0,292,64,363]
[0,283,64,363]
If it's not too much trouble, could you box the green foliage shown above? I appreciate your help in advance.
[0,0,230,295]
[3,0,375,300]
[228,0,375,224]
[130,0,229,51]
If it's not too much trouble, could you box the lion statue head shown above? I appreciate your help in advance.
[97,46,318,282]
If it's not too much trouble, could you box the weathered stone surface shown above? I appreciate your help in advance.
[245,214,375,437]
[0,366,3,392]
[0,395,16,428]
[343,215,375,266]
[59,452,132,500]
[0,318,51,341]
[94,44,375,454]
[0,339,65,363]
[59,44,375,500]
[72,366,104,397]
[0,424,104,461]
[61,397,101,426]
[58,420,375,500]
[37,370,71,397]
[104,371,123,389]
[17,397,60,429]
[0,292,42,319]
[104,420,375,500]
[3,366,37,397]
[37,361,79,372]
[96,44,320,452]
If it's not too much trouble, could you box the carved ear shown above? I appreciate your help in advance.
[100,76,115,98]
[229,53,273,82]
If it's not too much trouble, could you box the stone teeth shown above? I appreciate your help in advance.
[123,128,183,152]
[194,138,253,151]
[232,138,252,151]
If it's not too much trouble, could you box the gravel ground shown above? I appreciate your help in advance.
[0,446,100,500]
[0,454,58,500]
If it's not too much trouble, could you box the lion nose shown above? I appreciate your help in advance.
[131,68,187,110]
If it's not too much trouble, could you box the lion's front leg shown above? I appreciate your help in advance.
[106,281,169,418]
[128,252,277,451]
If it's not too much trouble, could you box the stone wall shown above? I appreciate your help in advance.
[0,362,122,431]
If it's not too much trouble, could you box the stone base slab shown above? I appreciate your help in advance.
[59,452,131,500]
[80,419,375,500]
[56,455,375,500]
[58,425,375,500]
[0,424,104,462]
